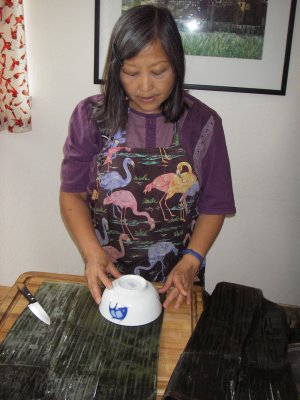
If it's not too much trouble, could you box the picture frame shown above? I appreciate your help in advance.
[94,0,297,95]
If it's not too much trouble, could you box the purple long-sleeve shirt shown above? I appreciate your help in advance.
[61,93,236,215]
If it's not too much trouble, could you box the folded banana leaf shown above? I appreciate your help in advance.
[288,343,300,396]
[0,282,163,400]
[279,304,300,396]
[163,282,298,400]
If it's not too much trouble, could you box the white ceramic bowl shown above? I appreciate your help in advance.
[99,275,162,326]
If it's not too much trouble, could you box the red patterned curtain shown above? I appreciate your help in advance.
[0,0,31,133]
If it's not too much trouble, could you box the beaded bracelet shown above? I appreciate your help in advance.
[182,248,205,266]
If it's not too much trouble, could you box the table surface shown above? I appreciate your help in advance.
[0,286,9,304]
[0,271,203,400]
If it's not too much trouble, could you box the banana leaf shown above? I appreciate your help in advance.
[0,282,163,400]
[163,282,298,400]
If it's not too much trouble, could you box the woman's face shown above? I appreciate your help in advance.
[119,40,175,114]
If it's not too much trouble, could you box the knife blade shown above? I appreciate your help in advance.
[17,284,51,325]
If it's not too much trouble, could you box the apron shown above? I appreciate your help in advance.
[89,123,205,285]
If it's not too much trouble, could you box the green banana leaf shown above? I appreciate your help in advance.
[0,282,163,400]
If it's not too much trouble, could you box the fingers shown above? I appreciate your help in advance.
[85,258,119,304]
[86,273,102,304]
[158,274,173,294]
[159,269,188,296]
[173,274,188,297]
[160,265,194,309]
[162,287,191,309]
[98,271,113,290]
[174,291,185,309]
[109,265,122,280]
[160,258,199,309]
[162,287,179,308]
[186,290,192,305]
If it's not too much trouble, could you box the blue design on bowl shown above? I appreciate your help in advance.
[109,302,128,320]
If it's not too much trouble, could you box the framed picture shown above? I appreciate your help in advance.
[94,0,297,95]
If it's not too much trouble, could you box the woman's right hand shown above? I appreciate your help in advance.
[59,191,122,304]
[85,253,122,304]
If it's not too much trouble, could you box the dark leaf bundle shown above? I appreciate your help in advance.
[163,282,298,400]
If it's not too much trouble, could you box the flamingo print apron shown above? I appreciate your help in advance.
[90,124,204,285]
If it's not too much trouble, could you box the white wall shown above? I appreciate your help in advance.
[1,0,299,305]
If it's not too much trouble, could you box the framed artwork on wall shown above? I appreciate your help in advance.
[94,0,297,95]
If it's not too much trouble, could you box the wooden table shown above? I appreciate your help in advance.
[0,271,203,400]
[0,286,9,304]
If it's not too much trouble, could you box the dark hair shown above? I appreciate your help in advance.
[93,5,186,134]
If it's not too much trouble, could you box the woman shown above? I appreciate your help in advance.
[60,5,236,309]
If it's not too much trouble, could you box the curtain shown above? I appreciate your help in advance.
[0,0,31,133]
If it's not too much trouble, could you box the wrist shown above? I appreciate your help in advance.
[82,245,105,265]
[181,248,205,269]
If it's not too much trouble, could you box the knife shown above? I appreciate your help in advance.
[17,284,51,325]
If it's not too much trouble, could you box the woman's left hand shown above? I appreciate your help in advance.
[158,254,200,309]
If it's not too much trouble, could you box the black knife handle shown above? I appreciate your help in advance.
[17,284,37,304]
